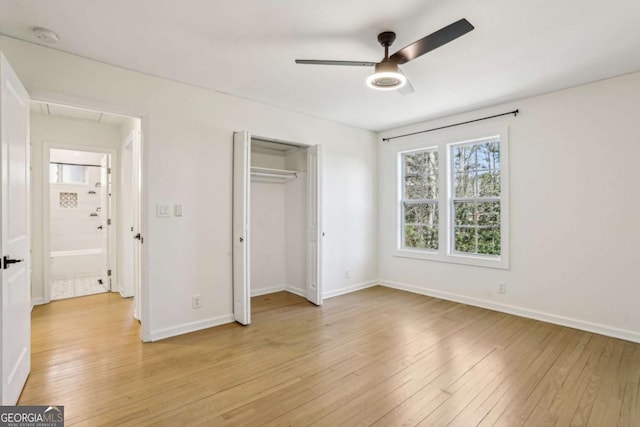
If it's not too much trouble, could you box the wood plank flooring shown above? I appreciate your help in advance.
[19,287,640,426]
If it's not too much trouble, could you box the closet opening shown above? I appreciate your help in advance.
[233,132,323,325]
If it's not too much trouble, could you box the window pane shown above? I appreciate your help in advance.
[49,164,59,183]
[454,145,476,172]
[476,142,492,170]
[61,165,88,185]
[424,226,438,250]
[403,150,438,200]
[454,202,475,225]
[478,171,500,197]
[478,227,501,255]
[454,226,476,253]
[404,225,421,248]
[419,203,439,226]
[404,225,439,250]
[455,171,476,197]
[477,202,500,226]
[399,147,439,253]
[404,203,420,224]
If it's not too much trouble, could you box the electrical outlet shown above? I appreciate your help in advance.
[498,282,507,294]
[345,268,351,279]
[192,295,202,309]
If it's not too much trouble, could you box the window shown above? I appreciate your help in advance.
[395,128,509,269]
[451,139,501,256]
[59,192,78,208]
[401,148,439,250]
[49,163,89,185]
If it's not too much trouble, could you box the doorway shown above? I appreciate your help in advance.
[47,148,113,300]
[30,100,143,314]
[232,132,323,325]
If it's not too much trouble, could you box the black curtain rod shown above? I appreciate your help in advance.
[382,109,519,142]
[50,161,102,168]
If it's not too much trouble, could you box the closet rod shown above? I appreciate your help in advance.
[50,161,102,168]
[251,172,298,179]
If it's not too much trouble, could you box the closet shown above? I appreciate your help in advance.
[233,132,323,325]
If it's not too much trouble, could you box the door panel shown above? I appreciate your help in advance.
[132,130,142,318]
[99,155,110,290]
[232,132,250,325]
[1,53,31,405]
[306,144,323,305]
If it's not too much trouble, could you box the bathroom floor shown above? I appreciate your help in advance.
[51,274,109,300]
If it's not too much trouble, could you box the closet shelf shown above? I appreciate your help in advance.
[250,167,299,180]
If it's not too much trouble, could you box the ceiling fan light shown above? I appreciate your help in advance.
[366,61,407,91]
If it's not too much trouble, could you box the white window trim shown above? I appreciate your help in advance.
[393,124,509,270]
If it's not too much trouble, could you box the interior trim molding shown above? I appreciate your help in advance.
[379,280,640,344]
[31,298,46,307]
[284,286,306,298]
[251,286,286,297]
[323,280,378,299]
[149,314,235,342]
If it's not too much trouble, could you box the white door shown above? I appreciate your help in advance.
[232,131,250,325]
[306,144,323,305]
[131,129,142,319]
[99,154,110,290]
[121,139,134,298]
[0,53,31,405]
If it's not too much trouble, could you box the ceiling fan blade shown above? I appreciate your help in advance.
[389,18,474,65]
[295,60,376,67]
[397,68,415,96]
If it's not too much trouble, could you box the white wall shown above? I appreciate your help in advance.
[1,36,378,340]
[284,173,307,294]
[378,72,640,342]
[30,112,121,302]
[250,180,287,295]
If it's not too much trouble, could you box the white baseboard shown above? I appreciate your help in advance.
[251,286,286,297]
[149,314,235,342]
[323,280,378,299]
[379,280,640,344]
[285,285,306,298]
[31,298,46,307]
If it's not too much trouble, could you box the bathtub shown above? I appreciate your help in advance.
[50,248,104,279]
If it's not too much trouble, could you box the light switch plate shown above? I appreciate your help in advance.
[156,203,172,218]
[174,204,183,217]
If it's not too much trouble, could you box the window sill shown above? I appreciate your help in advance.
[393,248,509,270]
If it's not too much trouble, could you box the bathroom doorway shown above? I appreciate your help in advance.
[30,100,143,309]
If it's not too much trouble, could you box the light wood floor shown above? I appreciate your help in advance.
[19,287,640,426]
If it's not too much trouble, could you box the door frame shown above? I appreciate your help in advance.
[30,91,151,342]
[42,142,117,302]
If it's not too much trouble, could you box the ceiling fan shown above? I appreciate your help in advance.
[295,19,474,93]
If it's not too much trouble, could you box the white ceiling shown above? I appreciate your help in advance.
[2,0,639,131]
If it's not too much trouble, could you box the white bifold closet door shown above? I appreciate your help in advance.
[306,144,322,306]
[233,131,251,325]
[232,132,323,326]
